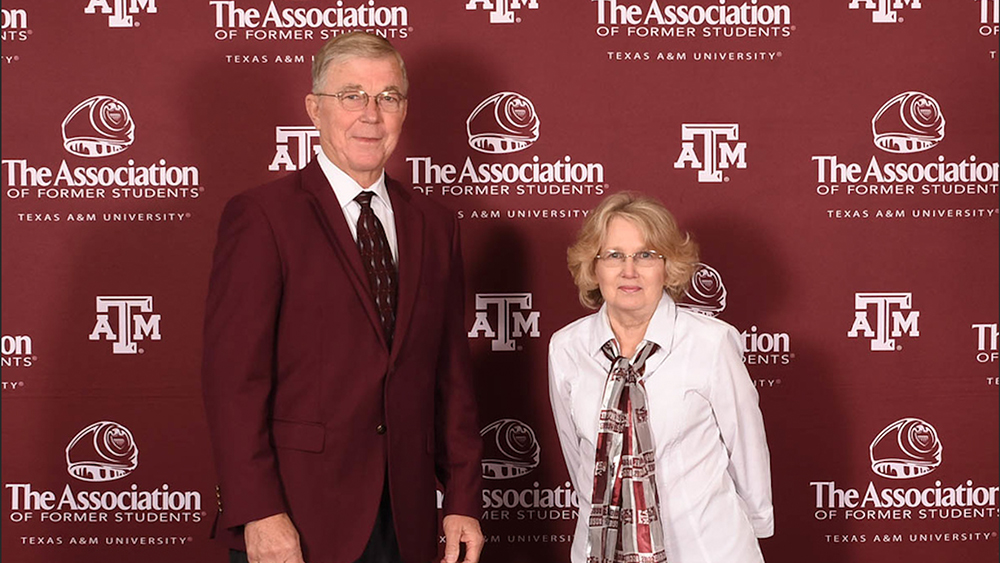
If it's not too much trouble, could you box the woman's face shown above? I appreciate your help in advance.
[596,216,667,320]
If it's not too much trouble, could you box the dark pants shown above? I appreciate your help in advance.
[230,481,401,563]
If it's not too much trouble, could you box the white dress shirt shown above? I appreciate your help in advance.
[316,150,399,263]
[548,293,773,563]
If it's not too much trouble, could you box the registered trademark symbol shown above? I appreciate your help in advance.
[185,213,192,218]
[13,56,19,61]
[724,176,730,183]
[31,356,37,361]
[516,17,522,23]
[896,344,902,350]
[776,379,782,385]
[134,21,140,27]
[790,25,796,32]
[138,348,145,354]
[517,345,523,351]
[789,353,795,359]
[27,29,33,35]
[407,27,413,32]
[776,52,783,58]
[898,17,904,23]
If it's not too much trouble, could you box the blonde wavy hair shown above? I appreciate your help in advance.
[568,192,699,309]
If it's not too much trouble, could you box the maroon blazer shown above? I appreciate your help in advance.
[201,160,483,563]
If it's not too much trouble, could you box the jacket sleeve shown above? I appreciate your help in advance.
[201,194,288,531]
[710,326,774,538]
[433,215,484,518]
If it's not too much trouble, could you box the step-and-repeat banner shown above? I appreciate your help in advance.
[2,1,998,562]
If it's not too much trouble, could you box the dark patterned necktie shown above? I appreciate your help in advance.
[354,191,397,346]
[588,339,667,563]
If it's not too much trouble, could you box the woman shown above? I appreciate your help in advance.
[548,192,773,563]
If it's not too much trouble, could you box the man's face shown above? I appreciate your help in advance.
[305,55,407,186]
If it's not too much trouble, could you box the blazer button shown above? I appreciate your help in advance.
[376,424,387,435]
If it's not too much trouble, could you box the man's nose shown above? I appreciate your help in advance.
[359,96,381,122]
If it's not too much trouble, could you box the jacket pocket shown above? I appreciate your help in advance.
[270,419,325,452]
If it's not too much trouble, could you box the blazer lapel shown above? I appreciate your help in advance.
[298,160,387,350]
[386,176,423,366]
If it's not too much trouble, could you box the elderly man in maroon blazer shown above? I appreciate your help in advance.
[201,32,484,563]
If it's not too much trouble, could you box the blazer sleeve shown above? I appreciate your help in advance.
[201,194,288,531]
[709,326,774,538]
[433,215,484,518]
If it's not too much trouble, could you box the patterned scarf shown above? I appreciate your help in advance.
[588,339,667,563]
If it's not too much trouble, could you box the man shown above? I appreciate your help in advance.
[201,32,484,563]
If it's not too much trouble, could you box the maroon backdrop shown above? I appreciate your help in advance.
[2,1,998,562]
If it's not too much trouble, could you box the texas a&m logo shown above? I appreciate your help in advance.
[465,0,538,24]
[869,417,941,479]
[268,126,320,171]
[848,0,920,23]
[872,91,944,154]
[468,293,540,351]
[480,419,540,479]
[467,92,539,154]
[847,292,919,351]
[84,0,157,28]
[66,421,139,482]
[88,296,161,354]
[61,95,135,158]
[673,124,746,183]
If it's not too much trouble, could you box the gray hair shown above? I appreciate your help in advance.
[311,32,408,94]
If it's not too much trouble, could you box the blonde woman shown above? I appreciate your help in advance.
[548,192,773,563]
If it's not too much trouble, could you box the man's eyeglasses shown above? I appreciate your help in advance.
[313,90,407,113]
[595,250,666,268]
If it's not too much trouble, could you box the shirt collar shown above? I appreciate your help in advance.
[316,150,390,211]
[588,292,677,361]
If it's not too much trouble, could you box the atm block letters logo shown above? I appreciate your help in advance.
[468,293,540,351]
[674,124,746,183]
[848,292,919,351]
[84,0,157,28]
[849,0,920,24]
[465,0,538,24]
[88,296,161,354]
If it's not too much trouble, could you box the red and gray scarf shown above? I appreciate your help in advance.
[588,339,667,563]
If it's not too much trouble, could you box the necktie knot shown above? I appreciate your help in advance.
[355,191,375,209]
[600,339,659,373]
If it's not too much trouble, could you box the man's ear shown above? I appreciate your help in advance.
[305,94,321,127]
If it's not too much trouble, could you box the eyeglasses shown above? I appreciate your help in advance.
[595,250,666,268]
[313,90,407,113]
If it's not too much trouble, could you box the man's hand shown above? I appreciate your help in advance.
[244,512,305,563]
[441,514,484,563]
